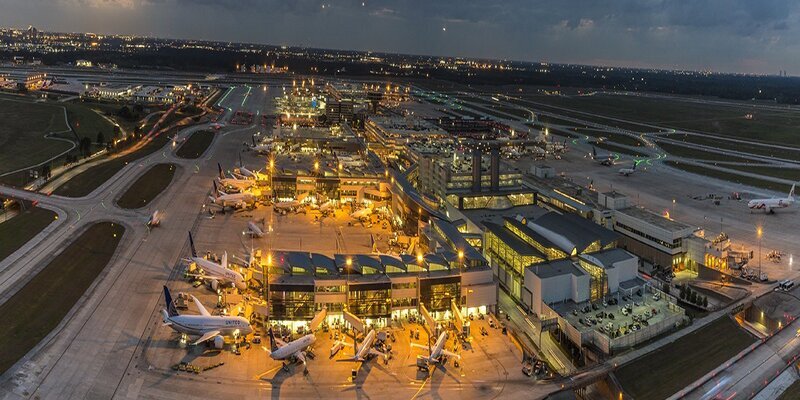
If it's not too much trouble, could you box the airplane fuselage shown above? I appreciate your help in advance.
[191,256,246,289]
[166,314,252,338]
[270,334,316,360]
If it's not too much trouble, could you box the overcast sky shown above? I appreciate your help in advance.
[2,0,798,74]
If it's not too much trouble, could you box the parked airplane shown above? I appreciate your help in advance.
[235,154,263,180]
[209,181,257,210]
[274,200,301,211]
[319,200,334,213]
[161,286,252,349]
[265,327,316,370]
[350,207,373,221]
[336,329,388,363]
[217,163,254,191]
[591,147,614,166]
[248,136,274,154]
[412,331,460,366]
[748,184,795,214]
[245,219,267,237]
[618,162,637,176]
[185,232,246,290]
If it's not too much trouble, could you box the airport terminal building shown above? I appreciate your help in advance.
[247,249,495,329]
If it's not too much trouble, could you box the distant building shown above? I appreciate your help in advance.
[325,100,354,125]
[25,72,47,90]
[95,84,132,100]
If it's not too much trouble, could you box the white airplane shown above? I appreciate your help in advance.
[319,200,334,213]
[749,184,795,214]
[618,162,638,176]
[350,207,373,221]
[161,286,252,349]
[209,181,257,210]
[274,200,301,211]
[186,232,246,290]
[336,329,388,363]
[592,146,614,166]
[147,210,162,228]
[265,327,316,369]
[217,163,255,191]
[248,136,274,154]
[235,153,265,181]
[412,331,460,366]
[245,219,266,237]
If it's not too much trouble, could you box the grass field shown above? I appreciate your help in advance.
[0,206,56,263]
[116,163,176,209]
[176,130,215,159]
[615,317,754,400]
[53,133,172,197]
[61,101,116,143]
[519,94,800,144]
[778,380,800,400]
[657,141,756,162]
[509,97,656,133]
[0,98,71,175]
[664,133,800,161]
[666,161,792,193]
[705,163,800,183]
[0,222,125,375]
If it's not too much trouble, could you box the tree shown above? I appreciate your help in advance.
[79,137,92,157]
[96,131,105,146]
[679,284,687,300]
[662,282,670,294]
[702,296,708,308]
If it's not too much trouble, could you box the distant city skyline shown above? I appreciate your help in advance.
[2,0,799,75]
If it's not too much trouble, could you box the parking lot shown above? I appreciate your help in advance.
[556,289,683,341]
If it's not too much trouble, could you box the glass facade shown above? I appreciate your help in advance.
[504,220,568,260]
[485,230,544,278]
[420,276,460,312]
[269,284,316,319]
[348,283,391,317]
[578,260,608,302]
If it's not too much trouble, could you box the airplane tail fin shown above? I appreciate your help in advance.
[188,231,198,258]
[633,161,638,171]
[222,251,228,269]
[217,163,225,179]
[592,147,597,158]
[212,181,220,198]
[163,286,179,317]
[789,184,796,199]
[268,327,279,352]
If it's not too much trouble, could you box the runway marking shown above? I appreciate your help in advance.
[410,376,429,399]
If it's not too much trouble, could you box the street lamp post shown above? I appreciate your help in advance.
[757,227,763,279]
[264,254,272,329]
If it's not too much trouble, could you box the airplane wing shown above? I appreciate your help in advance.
[369,349,388,359]
[191,295,212,316]
[334,340,354,348]
[295,351,307,365]
[409,342,430,351]
[192,330,221,345]
[441,349,461,360]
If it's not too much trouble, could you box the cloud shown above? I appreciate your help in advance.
[3,0,800,74]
